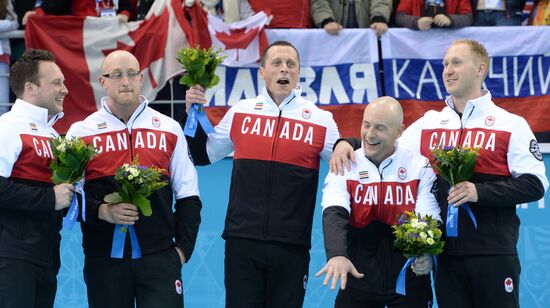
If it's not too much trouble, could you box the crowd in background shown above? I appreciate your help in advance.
[0,0,548,116]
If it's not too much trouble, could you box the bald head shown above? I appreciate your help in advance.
[363,96,404,129]
[99,50,143,121]
[361,97,404,166]
[101,50,140,74]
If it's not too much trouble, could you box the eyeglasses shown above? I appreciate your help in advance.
[102,70,141,80]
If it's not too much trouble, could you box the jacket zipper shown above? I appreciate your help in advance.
[377,160,391,292]
[262,109,283,239]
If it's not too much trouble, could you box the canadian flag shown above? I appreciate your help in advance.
[25,0,193,133]
[208,12,269,67]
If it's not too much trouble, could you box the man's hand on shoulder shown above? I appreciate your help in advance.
[330,141,356,175]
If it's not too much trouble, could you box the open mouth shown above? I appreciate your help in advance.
[277,78,289,85]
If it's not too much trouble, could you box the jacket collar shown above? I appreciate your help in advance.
[261,86,301,110]
[100,95,149,126]
[11,98,64,127]
[444,90,494,116]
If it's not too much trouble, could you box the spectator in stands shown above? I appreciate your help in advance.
[12,0,33,29]
[0,0,18,115]
[249,0,311,28]
[199,0,256,23]
[395,0,473,30]
[22,0,132,25]
[529,0,550,25]
[472,0,526,25]
[133,0,156,20]
[310,0,392,36]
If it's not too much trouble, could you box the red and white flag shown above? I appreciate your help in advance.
[25,0,193,133]
[208,12,269,67]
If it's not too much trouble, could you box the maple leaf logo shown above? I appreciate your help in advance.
[102,7,169,89]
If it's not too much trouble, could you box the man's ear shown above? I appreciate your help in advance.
[478,61,488,78]
[99,76,106,88]
[259,66,266,81]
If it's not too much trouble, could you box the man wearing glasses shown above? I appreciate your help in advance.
[66,50,202,307]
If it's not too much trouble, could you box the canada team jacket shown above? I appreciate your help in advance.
[66,97,202,260]
[0,99,63,267]
[322,146,440,294]
[398,91,549,255]
[186,88,340,248]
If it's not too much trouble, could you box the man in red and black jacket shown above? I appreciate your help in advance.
[67,50,202,308]
[184,41,340,308]
[0,49,74,307]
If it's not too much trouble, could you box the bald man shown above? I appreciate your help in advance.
[316,97,440,307]
[66,50,202,308]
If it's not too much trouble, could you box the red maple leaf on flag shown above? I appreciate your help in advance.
[214,27,260,50]
[102,8,169,89]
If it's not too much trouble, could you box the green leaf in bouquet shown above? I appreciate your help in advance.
[188,61,205,77]
[57,150,67,163]
[179,74,195,87]
[51,171,65,185]
[198,73,211,88]
[133,194,152,216]
[65,153,81,171]
[56,166,75,183]
[104,192,124,204]
[209,74,220,88]
[119,182,132,202]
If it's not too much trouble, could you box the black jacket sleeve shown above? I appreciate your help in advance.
[322,206,350,260]
[181,112,212,166]
[83,194,104,225]
[174,195,202,262]
[475,174,545,207]
[333,137,361,152]
[0,176,56,213]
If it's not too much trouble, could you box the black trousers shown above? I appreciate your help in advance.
[435,255,521,308]
[224,237,310,308]
[335,277,433,308]
[84,248,184,308]
[0,258,58,308]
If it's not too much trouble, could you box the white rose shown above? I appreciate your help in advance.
[428,230,434,238]
[426,238,435,245]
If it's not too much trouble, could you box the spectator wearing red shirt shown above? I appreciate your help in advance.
[249,0,311,28]
[23,0,132,25]
[395,0,473,30]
